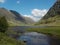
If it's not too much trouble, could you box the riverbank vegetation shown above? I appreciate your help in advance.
[0,16,8,33]
[27,26,60,45]
[0,32,25,45]
[27,27,60,38]
[0,16,25,45]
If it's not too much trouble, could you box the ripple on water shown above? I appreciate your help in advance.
[19,32,50,45]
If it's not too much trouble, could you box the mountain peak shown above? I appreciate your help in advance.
[42,0,60,19]
[0,8,35,26]
[36,0,60,26]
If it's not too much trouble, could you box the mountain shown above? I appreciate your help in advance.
[0,8,34,26]
[36,0,60,26]
[42,0,60,19]
[10,10,35,24]
[0,8,25,26]
[10,10,27,23]
[23,17,35,24]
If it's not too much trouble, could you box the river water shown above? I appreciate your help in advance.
[19,32,50,45]
[8,26,51,45]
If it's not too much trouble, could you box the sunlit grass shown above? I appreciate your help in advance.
[35,15,60,26]
[0,32,25,45]
[27,27,60,38]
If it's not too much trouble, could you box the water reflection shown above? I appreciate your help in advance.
[19,32,50,45]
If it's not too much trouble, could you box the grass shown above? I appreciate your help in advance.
[35,15,60,26]
[0,32,25,45]
[8,21,27,26]
[8,21,34,26]
[27,26,60,38]
[27,26,60,45]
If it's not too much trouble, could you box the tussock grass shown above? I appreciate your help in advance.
[0,32,25,45]
[27,27,60,38]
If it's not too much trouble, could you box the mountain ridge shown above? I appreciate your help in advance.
[35,0,60,26]
[0,8,35,26]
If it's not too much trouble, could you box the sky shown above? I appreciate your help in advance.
[0,0,56,21]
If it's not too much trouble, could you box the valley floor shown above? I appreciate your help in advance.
[27,26,60,45]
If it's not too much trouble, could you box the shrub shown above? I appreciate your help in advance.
[0,16,8,33]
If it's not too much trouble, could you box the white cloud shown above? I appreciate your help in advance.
[32,9,47,17]
[17,1,20,4]
[0,0,5,3]
[23,9,48,22]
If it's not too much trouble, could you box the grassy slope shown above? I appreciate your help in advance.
[35,15,60,26]
[8,21,27,26]
[0,32,25,45]
[8,19,34,26]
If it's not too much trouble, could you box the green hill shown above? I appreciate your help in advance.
[35,0,60,26]
[0,8,25,26]
[35,15,60,26]
[0,16,25,45]
[0,8,35,26]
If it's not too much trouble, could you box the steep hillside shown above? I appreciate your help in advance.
[0,8,25,26]
[10,10,27,23]
[0,8,34,26]
[42,0,60,19]
[36,0,60,26]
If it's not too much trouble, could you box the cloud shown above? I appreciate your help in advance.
[23,9,48,22]
[32,9,47,17]
[17,1,20,4]
[23,15,41,22]
[0,0,5,3]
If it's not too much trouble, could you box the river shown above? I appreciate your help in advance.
[8,26,51,45]
[19,32,50,45]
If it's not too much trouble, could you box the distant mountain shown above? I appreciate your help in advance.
[10,10,27,23]
[10,10,35,24]
[0,8,34,26]
[10,10,26,23]
[23,17,35,24]
[35,0,60,26]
